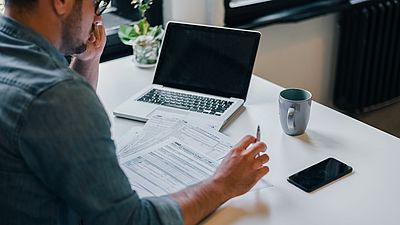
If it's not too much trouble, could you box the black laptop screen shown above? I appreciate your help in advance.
[153,22,260,100]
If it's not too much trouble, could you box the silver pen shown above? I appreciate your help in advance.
[256,125,261,157]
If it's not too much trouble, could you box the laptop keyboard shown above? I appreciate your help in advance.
[137,89,234,116]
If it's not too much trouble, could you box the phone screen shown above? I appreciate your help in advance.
[287,158,353,193]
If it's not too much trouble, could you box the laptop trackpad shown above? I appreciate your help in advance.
[147,107,190,118]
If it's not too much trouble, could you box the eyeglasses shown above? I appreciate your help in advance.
[94,0,111,16]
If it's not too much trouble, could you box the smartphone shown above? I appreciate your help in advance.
[287,157,353,193]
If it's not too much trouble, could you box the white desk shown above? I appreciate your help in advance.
[98,56,400,225]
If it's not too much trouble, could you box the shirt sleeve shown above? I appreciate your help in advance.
[17,79,183,225]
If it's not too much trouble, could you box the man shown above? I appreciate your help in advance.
[0,0,270,225]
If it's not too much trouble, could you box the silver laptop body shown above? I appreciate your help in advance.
[113,21,260,130]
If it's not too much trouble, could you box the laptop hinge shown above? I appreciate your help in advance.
[230,97,244,101]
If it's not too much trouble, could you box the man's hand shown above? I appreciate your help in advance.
[70,23,106,89]
[73,22,106,61]
[212,135,269,199]
[171,135,269,225]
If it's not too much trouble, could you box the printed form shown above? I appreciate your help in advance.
[117,114,272,197]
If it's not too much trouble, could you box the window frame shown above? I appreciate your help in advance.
[224,0,369,29]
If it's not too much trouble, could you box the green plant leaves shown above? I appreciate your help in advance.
[148,25,163,40]
[132,0,153,17]
[118,19,163,46]
[118,24,140,45]
[118,0,162,46]
[137,19,150,35]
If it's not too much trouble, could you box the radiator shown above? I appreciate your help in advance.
[334,0,400,113]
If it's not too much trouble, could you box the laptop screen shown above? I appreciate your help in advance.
[153,22,260,100]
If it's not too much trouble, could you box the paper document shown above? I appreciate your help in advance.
[147,107,224,130]
[121,137,220,196]
[115,126,142,155]
[116,114,272,197]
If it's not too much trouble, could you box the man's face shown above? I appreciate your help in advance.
[60,0,97,55]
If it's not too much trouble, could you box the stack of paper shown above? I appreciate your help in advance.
[116,113,271,197]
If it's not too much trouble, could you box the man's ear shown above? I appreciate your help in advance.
[52,0,75,16]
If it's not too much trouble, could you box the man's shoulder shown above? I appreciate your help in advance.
[0,26,84,97]
[0,50,87,97]
[0,49,95,124]
[0,52,96,153]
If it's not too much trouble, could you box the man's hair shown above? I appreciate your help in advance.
[5,0,37,9]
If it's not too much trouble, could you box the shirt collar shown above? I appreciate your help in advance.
[0,14,68,66]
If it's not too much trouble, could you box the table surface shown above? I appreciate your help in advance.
[97,56,400,225]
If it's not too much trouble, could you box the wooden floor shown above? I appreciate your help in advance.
[352,102,400,139]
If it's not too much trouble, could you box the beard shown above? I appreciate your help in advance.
[60,0,88,55]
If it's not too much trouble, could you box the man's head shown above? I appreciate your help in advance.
[60,0,110,55]
[4,0,110,55]
[60,0,86,55]
[4,0,37,9]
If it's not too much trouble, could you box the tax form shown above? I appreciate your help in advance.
[116,114,271,197]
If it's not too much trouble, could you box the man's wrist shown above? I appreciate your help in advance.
[205,177,233,204]
[170,177,233,225]
[69,56,100,89]
[71,55,101,64]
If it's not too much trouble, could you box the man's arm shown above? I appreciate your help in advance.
[69,55,100,89]
[70,22,106,90]
[171,136,270,225]
[18,80,182,225]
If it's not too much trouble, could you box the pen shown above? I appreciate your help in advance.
[256,125,261,142]
[256,125,261,157]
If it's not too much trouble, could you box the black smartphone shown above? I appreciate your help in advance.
[287,158,353,193]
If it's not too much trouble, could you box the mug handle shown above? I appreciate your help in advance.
[287,107,295,131]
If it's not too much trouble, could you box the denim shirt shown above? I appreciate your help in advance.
[0,15,183,225]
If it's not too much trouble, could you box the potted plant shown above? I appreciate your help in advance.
[118,0,163,67]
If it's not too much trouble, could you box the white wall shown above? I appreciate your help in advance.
[163,0,339,106]
[254,15,339,106]
[163,0,224,26]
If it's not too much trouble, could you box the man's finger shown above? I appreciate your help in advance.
[232,135,256,152]
[94,24,100,39]
[255,166,269,180]
[254,154,269,169]
[99,24,106,38]
[95,24,106,47]
[88,33,96,43]
[247,142,267,158]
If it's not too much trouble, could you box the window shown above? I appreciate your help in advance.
[224,0,350,28]
[229,0,315,8]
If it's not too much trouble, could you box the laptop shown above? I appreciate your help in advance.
[113,21,260,130]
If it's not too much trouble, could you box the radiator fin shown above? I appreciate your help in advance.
[334,0,400,113]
